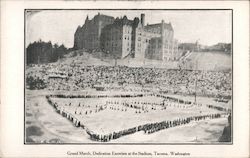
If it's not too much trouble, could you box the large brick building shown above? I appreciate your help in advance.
[74,13,114,51]
[74,13,179,61]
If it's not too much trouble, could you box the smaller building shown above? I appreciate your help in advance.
[145,21,179,61]
[178,41,201,53]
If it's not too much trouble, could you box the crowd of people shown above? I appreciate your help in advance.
[26,63,232,97]
[31,58,232,142]
[26,75,47,90]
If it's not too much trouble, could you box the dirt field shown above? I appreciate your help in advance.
[25,90,230,143]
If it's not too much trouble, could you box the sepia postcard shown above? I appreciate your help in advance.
[0,1,249,158]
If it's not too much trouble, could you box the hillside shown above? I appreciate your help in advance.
[57,50,113,66]
[180,52,232,71]
[52,50,232,71]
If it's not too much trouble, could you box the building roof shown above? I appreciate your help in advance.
[113,16,140,26]
[145,23,173,31]
[103,16,140,30]
[94,13,114,20]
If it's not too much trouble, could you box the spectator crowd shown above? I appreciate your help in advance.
[26,63,232,98]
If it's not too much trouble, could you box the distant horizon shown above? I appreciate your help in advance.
[26,10,232,48]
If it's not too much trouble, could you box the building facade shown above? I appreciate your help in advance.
[74,13,179,61]
[100,16,139,59]
[74,13,114,51]
[143,20,179,61]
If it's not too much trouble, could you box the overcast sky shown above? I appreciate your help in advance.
[26,10,232,48]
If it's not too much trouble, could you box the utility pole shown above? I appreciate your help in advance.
[38,55,40,65]
[114,54,117,66]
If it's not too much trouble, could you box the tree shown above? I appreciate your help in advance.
[26,40,69,64]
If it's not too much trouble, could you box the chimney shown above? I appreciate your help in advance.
[141,13,145,27]
[161,20,165,37]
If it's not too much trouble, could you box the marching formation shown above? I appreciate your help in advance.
[45,94,230,142]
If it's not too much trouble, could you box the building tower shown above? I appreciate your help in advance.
[141,13,145,27]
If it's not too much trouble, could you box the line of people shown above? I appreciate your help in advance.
[87,113,227,142]
[207,104,231,112]
[48,93,207,111]
[47,93,150,99]
[46,95,82,127]
[86,113,228,142]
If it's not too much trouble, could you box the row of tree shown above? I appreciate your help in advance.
[26,40,69,64]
